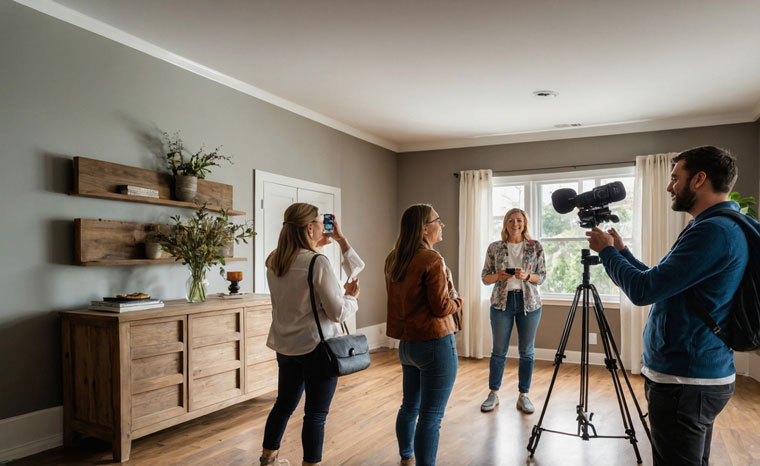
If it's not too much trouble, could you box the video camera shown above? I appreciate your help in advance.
[551,181,626,228]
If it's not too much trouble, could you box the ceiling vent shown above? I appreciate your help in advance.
[533,90,559,98]
[554,123,582,128]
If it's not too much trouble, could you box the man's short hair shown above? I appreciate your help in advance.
[673,145,737,193]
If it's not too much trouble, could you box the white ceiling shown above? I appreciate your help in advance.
[19,0,760,152]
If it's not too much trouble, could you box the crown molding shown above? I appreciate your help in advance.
[398,112,758,153]
[14,0,398,152]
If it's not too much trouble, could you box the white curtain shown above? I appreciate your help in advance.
[457,169,493,358]
[620,153,690,373]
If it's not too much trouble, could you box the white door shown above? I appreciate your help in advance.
[254,171,343,294]
[297,187,340,281]
[261,182,297,290]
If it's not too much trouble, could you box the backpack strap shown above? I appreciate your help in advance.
[685,289,731,346]
[683,208,752,347]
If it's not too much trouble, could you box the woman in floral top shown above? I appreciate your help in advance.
[479,208,546,415]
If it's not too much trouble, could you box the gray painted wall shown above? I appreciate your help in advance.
[0,2,397,419]
[398,123,759,351]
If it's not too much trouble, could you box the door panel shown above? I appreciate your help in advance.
[260,182,297,293]
[297,188,340,280]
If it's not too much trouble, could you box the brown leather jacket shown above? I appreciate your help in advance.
[386,249,463,341]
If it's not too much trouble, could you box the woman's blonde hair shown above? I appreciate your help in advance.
[501,208,532,242]
[385,204,434,282]
[266,203,319,277]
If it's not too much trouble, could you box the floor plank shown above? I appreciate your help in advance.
[11,349,760,466]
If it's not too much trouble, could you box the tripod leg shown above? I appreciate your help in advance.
[527,285,582,456]
[590,285,652,444]
[589,285,644,464]
[577,286,591,439]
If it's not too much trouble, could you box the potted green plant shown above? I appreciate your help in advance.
[730,191,758,219]
[151,206,255,302]
[162,131,233,202]
[144,225,164,259]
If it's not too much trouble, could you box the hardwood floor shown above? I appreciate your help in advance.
[13,349,760,466]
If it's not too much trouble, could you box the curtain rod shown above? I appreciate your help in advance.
[453,160,634,178]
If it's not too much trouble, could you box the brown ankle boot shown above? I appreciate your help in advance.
[260,455,290,466]
[400,457,415,466]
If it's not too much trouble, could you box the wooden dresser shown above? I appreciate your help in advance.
[60,294,277,462]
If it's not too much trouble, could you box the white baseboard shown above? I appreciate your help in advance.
[749,352,760,381]
[0,406,62,463]
[512,346,607,366]
[735,352,749,376]
[358,322,393,350]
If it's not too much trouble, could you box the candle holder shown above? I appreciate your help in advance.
[226,271,243,295]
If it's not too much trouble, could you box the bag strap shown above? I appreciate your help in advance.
[308,253,352,339]
[308,254,328,343]
[683,208,751,347]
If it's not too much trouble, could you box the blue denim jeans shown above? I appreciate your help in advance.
[645,378,734,466]
[396,333,458,466]
[262,350,338,464]
[488,292,542,393]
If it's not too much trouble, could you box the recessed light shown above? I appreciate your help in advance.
[533,90,559,98]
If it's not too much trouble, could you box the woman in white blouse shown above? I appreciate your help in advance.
[259,203,363,466]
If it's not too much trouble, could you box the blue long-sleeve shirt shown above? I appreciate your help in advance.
[599,201,747,379]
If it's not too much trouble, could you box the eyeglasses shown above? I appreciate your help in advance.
[426,217,443,224]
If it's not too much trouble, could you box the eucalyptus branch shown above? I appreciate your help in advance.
[152,206,255,277]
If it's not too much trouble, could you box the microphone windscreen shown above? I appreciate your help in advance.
[551,188,577,214]
[607,181,626,203]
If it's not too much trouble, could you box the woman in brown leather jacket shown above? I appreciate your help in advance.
[385,204,463,466]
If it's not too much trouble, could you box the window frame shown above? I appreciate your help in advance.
[492,165,635,303]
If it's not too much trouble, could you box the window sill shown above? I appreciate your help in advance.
[542,298,620,310]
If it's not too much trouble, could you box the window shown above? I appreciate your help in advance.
[491,166,635,301]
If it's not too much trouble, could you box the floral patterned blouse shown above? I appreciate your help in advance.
[481,239,546,312]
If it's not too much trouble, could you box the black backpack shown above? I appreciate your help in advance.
[685,208,760,351]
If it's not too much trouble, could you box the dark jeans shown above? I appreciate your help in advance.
[644,378,734,466]
[262,350,338,464]
[396,333,458,466]
[489,293,542,393]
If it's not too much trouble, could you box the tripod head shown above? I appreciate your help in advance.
[581,248,601,266]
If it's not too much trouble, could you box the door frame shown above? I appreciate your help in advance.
[253,170,342,293]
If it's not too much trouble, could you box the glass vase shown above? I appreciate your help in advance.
[186,268,209,303]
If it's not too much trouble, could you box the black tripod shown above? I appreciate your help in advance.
[527,249,652,464]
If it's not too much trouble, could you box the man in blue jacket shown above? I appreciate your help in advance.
[586,146,747,466]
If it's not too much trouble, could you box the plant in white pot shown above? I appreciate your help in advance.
[144,225,165,259]
[152,206,255,302]
[162,131,232,202]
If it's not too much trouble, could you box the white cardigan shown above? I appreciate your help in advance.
[266,248,364,356]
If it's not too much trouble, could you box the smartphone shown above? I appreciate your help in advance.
[323,214,335,233]
[505,267,516,275]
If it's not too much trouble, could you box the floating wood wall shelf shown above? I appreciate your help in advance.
[74,218,246,266]
[72,157,245,216]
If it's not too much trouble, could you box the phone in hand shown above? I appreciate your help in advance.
[505,267,516,275]
[323,214,335,233]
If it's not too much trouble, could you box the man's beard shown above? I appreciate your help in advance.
[671,183,696,212]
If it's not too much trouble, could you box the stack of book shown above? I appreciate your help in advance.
[119,185,159,198]
[89,298,164,312]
